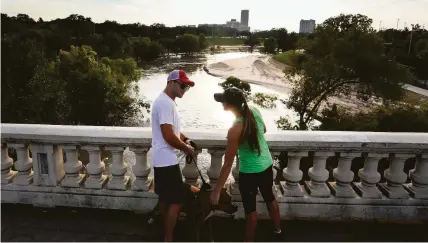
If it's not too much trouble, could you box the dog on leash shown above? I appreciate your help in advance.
[146,180,238,242]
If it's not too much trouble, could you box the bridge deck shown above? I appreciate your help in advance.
[2,204,427,242]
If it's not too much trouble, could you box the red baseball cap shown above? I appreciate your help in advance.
[167,70,195,87]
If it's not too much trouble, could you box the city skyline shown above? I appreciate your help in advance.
[2,0,428,32]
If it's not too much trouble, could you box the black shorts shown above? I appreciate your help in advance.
[153,164,187,205]
[239,165,275,214]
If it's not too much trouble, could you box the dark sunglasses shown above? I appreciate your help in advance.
[174,80,190,91]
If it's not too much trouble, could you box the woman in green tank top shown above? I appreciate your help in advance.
[210,87,281,241]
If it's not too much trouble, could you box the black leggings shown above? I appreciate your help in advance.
[239,165,275,214]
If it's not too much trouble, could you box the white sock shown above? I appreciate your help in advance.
[274,228,282,234]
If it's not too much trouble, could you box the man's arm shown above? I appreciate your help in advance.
[161,124,193,155]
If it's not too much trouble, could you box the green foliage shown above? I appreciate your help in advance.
[128,37,164,62]
[250,93,278,108]
[244,34,260,52]
[275,116,299,130]
[378,24,428,80]
[1,36,68,124]
[219,76,251,96]
[54,45,145,125]
[1,43,148,126]
[198,34,208,50]
[176,33,201,53]
[262,37,277,54]
[318,103,428,132]
[282,14,415,130]
[272,50,301,66]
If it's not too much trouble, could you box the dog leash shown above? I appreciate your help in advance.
[185,140,211,187]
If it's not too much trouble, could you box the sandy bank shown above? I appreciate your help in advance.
[206,54,293,92]
[205,54,373,113]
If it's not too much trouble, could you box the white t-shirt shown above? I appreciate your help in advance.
[151,92,181,167]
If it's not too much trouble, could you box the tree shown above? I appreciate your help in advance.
[244,33,260,52]
[1,36,67,124]
[318,103,428,132]
[279,14,414,130]
[262,37,277,54]
[55,45,145,125]
[198,33,208,50]
[219,76,251,96]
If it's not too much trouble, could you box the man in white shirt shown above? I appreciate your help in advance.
[151,69,195,242]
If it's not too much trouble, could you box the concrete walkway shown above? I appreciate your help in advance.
[2,204,428,242]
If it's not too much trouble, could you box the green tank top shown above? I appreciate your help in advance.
[234,106,273,173]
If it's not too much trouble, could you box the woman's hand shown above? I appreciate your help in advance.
[210,188,221,205]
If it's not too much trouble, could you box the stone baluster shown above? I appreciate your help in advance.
[1,143,17,184]
[30,144,65,186]
[131,147,151,191]
[281,152,305,197]
[106,146,129,190]
[182,149,202,186]
[9,143,33,185]
[354,153,387,198]
[328,152,359,198]
[207,149,224,188]
[231,154,240,195]
[271,151,281,181]
[405,153,428,199]
[305,152,334,197]
[83,145,107,189]
[379,154,410,199]
[61,145,86,188]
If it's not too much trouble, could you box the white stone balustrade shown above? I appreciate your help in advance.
[9,143,33,185]
[130,147,151,191]
[106,146,129,190]
[1,143,17,184]
[1,124,428,221]
[61,145,85,188]
[328,152,359,198]
[354,153,388,198]
[281,152,305,197]
[306,151,335,197]
[405,153,428,199]
[379,154,410,199]
[207,149,224,187]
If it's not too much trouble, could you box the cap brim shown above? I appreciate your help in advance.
[180,78,195,87]
[214,93,224,102]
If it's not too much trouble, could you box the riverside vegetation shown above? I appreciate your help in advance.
[2,13,427,132]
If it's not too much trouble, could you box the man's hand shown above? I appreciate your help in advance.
[183,144,195,156]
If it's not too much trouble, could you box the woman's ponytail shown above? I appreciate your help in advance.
[240,101,261,156]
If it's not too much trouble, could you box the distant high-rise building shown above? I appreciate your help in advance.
[241,10,249,27]
[299,19,315,34]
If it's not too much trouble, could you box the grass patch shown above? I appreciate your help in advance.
[402,90,428,105]
[272,50,296,66]
[207,37,245,46]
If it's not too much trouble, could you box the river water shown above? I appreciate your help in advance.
[137,52,297,132]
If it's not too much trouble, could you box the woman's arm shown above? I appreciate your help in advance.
[213,122,242,193]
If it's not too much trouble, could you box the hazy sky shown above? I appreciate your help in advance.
[2,0,428,32]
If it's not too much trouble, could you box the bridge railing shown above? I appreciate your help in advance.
[1,123,428,219]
